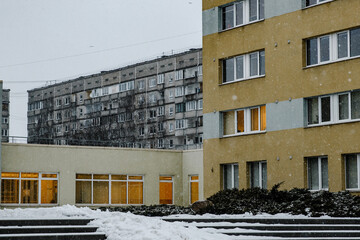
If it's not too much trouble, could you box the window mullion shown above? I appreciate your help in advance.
[91,175,94,205]
[19,173,22,204]
[318,157,322,190]
[347,30,351,58]
[331,95,336,123]
[109,175,112,205]
[38,174,41,204]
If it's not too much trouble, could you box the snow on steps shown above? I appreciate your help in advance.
[0,219,106,240]
[163,217,360,239]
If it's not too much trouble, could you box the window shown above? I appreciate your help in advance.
[198,100,203,110]
[56,125,62,133]
[2,129,8,136]
[345,154,360,190]
[223,105,266,136]
[169,107,174,116]
[157,74,165,84]
[223,50,265,83]
[2,117,8,124]
[169,91,174,100]
[138,111,145,120]
[175,70,183,80]
[222,164,239,189]
[198,66,203,76]
[149,126,156,134]
[139,127,145,136]
[175,119,186,129]
[138,80,145,90]
[158,106,165,116]
[222,0,264,31]
[64,97,70,105]
[157,139,164,148]
[149,94,156,103]
[159,176,173,204]
[186,101,197,111]
[248,161,267,189]
[149,78,156,87]
[175,103,185,113]
[305,0,332,7]
[1,172,58,204]
[307,157,328,190]
[307,91,360,126]
[120,81,135,92]
[79,108,83,117]
[102,87,109,95]
[56,99,62,107]
[306,28,360,66]
[56,112,62,120]
[118,113,125,122]
[158,122,164,132]
[189,176,199,204]
[149,109,157,118]
[175,86,184,97]
[169,123,174,132]
[79,94,83,103]
[76,174,143,205]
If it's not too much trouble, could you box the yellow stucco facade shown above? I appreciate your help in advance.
[203,0,360,198]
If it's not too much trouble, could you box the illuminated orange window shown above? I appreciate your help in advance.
[93,174,109,180]
[2,172,19,178]
[111,181,127,204]
[159,176,173,205]
[260,105,266,131]
[251,108,259,131]
[128,182,143,204]
[21,173,38,178]
[112,175,127,180]
[41,180,58,204]
[190,176,199,204]
[42,174,57,178]
[21,180,38,204]
[1,179,19,203]
[93,181,109,204]
[236,110,245,133]
[76,181,91,204]
[76,174,91,179]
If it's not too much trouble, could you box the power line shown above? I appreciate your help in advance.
[0,31,201,69]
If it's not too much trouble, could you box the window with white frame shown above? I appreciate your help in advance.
[248,161,267,189]
[149,125,156,134]
[139,127,145,136]
[102,87,109,95]
[157,139,164,149]
[307,156,328,191]
[56,112,62,120]
[76,174,143,205]
[175,119,186,129]
[175,70,184,80]
[307,91,360,126]
[1,172,58,204]
[158,106,165,116]
[175,86,184,97]
[169,122,174,132]
[2,129,8,136]
[198,66,203,76]
[306,27,360,66]
[198,100,203,110]
[149,109,157,118]
[223,50,265,83]
[157,74,165,84]
[186,101,197,111]
[118,113,125,122]
[158,122,164,132]
[149,94,156,103]
[345,154,360,190]
[2,117,8,124]
[305,0,333,7]
[79,94,83,103]
[159,176,173,204]
[169,90,174,100]
[222,0,264,30]
[169,106,174,116]
[138,80,145,90]
[222,163,239,189]
[149,78,156,87]
[120,81,134,92]
[175,103,185,113]
[64,97,70,105]
[79,108,83,117]
[56,99,62,107]
[169,139,174,148]
[223,105,266,136]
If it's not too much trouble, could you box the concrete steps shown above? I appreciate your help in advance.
[0,219,106,240]
[163,217,360,239]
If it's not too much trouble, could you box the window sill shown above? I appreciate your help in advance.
[304,55,360,69]
[346,189,360,193]
[306,118,360,128]
[220,75,265,86]
[302,0,334,10]
[219,19,264,33]
[222,130,266,138]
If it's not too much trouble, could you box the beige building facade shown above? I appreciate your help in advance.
[1,143,203,207]
[203,0,360,198]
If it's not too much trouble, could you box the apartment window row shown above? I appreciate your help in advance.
[223,105,266,136]
[28,101,43,111]
[223,50,265,84]
[1,172,58,204]
[222,0,264,30]
[307,27,360,66]
[307,90,360,126]
[120,81,135,92]
[76,174,143,205]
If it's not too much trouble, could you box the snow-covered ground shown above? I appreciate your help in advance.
[0,205,235,240]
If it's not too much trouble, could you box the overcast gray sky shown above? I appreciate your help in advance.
[0,0,202,139]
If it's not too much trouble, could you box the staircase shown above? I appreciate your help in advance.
[163,217,360,239]
[0,219,106,240]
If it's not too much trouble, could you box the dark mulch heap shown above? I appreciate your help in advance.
[100,183,360,217]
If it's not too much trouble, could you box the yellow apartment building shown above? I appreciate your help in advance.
[202,0,360,198]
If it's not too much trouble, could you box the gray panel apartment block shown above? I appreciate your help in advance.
[264,0,302,19]
[27,49,203,150]
[203,111,222,140]
[202,7,219,36]
[266,98,305,132]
